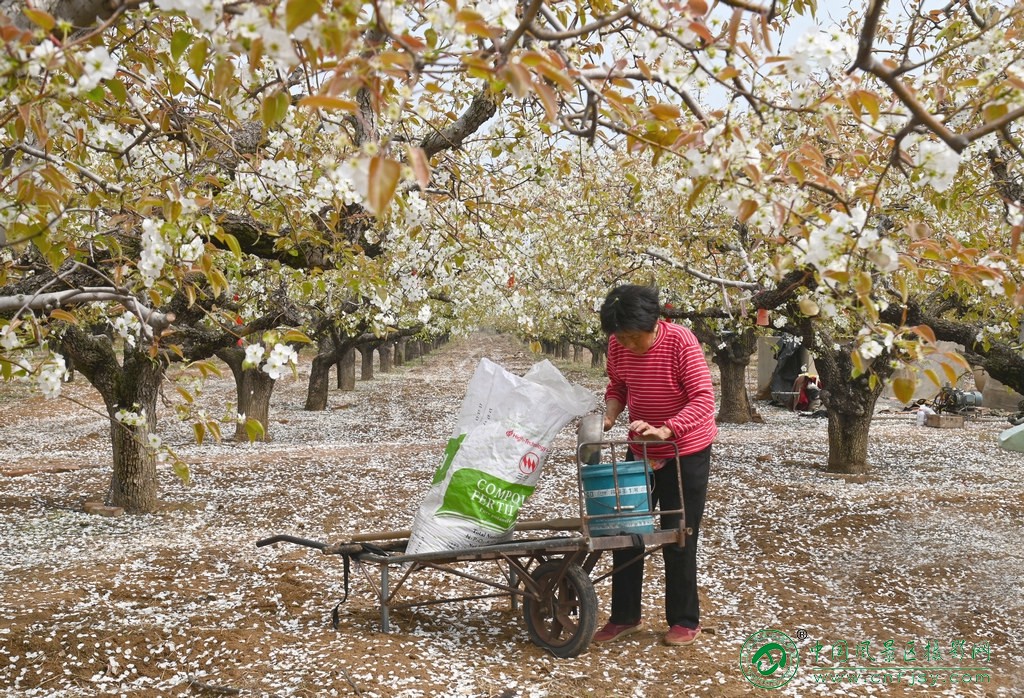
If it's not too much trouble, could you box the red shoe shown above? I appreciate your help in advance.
[593,621,643,643]
[664,624,701,646]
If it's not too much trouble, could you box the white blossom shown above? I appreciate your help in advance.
[37,355,68,399]
[243,344,266,369]
[139,219,172,288]
[859,338,884,361]
[112,313,142,348]
[0,323,20,351]
[77,47,117,93]
[27,41,59,78]
[912,139,961,192]
[155,0,224,31]
[114,408,147,427]
[178,236,205,263]
[262,343,297,380]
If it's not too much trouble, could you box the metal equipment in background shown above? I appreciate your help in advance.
[932,386,984,415]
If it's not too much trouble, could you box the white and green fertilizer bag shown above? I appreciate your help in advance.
[405,357,597,556]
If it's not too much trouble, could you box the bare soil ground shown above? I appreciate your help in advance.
[1,332,1022,697]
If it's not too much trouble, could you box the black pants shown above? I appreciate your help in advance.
[609,445,711,629]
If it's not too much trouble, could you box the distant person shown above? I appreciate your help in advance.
[596,284,717,646]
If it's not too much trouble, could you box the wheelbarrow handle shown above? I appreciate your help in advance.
[256,534,328,551]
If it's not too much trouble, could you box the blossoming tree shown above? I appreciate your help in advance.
[2,0,1024,510]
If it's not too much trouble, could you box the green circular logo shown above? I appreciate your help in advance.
[740,628,800,690]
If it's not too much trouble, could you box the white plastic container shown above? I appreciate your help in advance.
[998,423,1024,453]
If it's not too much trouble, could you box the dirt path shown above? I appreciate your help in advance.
[1,333,1022,697]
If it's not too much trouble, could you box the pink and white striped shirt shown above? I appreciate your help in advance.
[605,320,718,459]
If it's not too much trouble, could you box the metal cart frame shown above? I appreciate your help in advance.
[257,438,688,658]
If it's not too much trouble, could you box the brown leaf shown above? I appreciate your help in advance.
[367,157,401,215]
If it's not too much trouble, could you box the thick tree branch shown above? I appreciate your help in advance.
[420,88,498,158]
[0,287,172,335]
[880,299,1024,396]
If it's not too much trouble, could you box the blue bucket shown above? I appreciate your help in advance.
[580,460,654,536]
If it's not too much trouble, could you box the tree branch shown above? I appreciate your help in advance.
[14,143,124,194]
[420,88,498,158]
[0,287,172,335]
[644,248,760,290]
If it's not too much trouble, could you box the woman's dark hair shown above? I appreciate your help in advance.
[599,285,661,334]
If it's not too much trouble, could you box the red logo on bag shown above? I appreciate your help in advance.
[519,452,539,475]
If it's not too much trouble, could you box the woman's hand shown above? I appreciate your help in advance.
[629,420,672,440]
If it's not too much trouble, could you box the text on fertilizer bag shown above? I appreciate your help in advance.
[437,469,535,531]
[505,430,551,453]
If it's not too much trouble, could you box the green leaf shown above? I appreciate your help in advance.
[23,7,55,31]
[286,0,323,33]
[983,102,1008,122]
[261,91,290,127]
[218,231,242,259]
[105,78,128,104]
[275,91,291,123]
[169,72,185,95]
[193,422,206,445]
[191,360,223,378]
[172,458,191,484]
[891,376,916,404]
[280,329,312,344]
[171,30,193,62]
[244,418,266,442]
[187,39,209,76]
[851,349,865,378]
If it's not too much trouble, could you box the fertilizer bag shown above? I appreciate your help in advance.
[405,358,597,555]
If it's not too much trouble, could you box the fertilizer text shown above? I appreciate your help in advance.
[471,479,526,518]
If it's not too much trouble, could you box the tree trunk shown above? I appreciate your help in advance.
[338,348,356,390]
[359,345,374,381]
[591,346,605,369]
[394,337,406,366]
[716,357,759,424]
[60,326,163,513]
[218,347,275,441]
[825,409,874,474]
[806,329,892,474]
[305,353,333,411]
[406,339,420,360]
[695,327,758,425]
[379,342,393,373]
[106,360,161,512]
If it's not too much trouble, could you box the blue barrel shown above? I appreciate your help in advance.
[580,460,654,536]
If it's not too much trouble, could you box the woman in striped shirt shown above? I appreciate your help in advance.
[594,284,717,647]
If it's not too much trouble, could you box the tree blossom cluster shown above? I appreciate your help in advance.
[242,343,299,380]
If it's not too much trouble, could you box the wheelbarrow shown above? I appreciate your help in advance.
[257,434,686,657]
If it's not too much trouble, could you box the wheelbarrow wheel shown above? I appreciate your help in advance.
[523,560,597,658]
